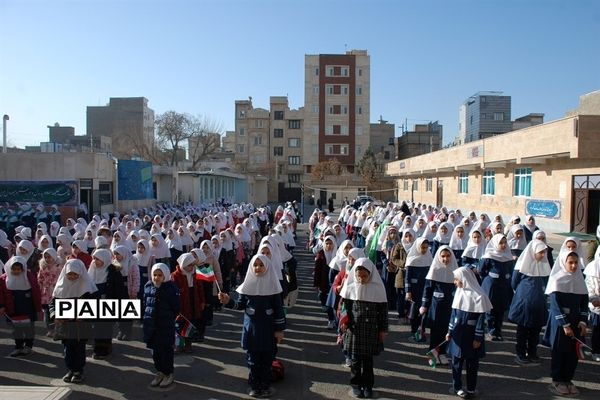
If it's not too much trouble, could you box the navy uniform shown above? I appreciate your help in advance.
[422,279,455,355]
[478,257,514,339]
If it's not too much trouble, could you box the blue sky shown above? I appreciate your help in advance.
[1,0,599,149]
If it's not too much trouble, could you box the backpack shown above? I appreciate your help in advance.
[271,359,284,381]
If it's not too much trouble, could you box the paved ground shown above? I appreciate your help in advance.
[1,220,599,399]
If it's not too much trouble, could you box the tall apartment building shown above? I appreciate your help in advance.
[303,50,370,174]
[87,97,155,158]
[458,92,511,144]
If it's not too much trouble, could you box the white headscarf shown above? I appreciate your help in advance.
[452,266,493,313]
[88,248,112,284]
[482,234,513,262]
[112,245,131,276]
[258,242,284,281]
[165,229,182,251]
[5,256,31,290]
[329,239,352,272]
[545,250,588,295]
[151,263,172,287]
[584,250,600,278]
[134,239,152,267]
[405,237,434,267]
[16,240,35,261]
[507,224,527,250]
[321,236,337,265]
[150,234,171,259]
[461,230,487,260]
[401,228,416,252]
[448,225,468,251]
[53,259,98,298]
[514,239,551,277]
[177,252,196,287]
[339,257,387,303]
[236,254,282,296]
[433,222,453,243]
[426,245,458,283]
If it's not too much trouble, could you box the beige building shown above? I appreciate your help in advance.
[386,113,600,234]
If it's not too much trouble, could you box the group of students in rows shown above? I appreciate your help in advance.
[0,202,301,398]
[309,201,600,398]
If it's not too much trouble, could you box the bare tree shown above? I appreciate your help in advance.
[311,158,344,181]
[356,147,379,187]
[187,115,223,170]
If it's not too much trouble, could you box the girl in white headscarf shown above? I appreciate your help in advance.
[420,245,457,365]
[507,224,527,259]
[478,234,514,341]
[171,253,205,353]
[217,254,285,398]
[432,222,453,256]
[313,236,337,328]
[339,257,388,398]
[461,230,486,278]
[0,256,42,357]
[37,248,62,336]
[112,245,139,341]
[389,228,415,322]
[199,239,223,329]
[543,251,589,396]
[51,258,97,383]
[449,225,468,266]
[508,239,551,365]
[134,239,153,300]
[584,247,600,360]
[405,237,434,340]
[142,263,180,388]
[445,266,492,398]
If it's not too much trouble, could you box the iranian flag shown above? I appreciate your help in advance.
[196,265,216,282]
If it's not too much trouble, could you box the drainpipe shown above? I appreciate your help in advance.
[112,157,119,213]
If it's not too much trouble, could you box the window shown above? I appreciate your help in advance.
[255,119,264,128]
[356,86,362,95]
[426,178,433,192]
[254,135,262,145]
[356,145,362,157]
[273,111,284,120]
[315,67,319,76]
[289,156,301,165]
[356,125,363,135]
[99,182,113,205]
[312,85,319,94]
[288,174,301,183]
[342,67,348,76]
[384,151,390,160]
[494,112,504,121]
[239,110,246,118]
[403,179,409,191]
[514,167,532,197]
[413,179,419,191]
[343,106,348,114]
[333,125,341,135]
[482,170,495,195]
[237,144,245,153]
[273,147,283,156]
[357,106,362,115]
[288,138,300,147]
[329,105,341,115]
[357,68,362,76]
[325,144,348,155]
[312,105,319,114]
[288,120,301,129]
[239,127,245,136]
[273,128,283,138]
[343,85,348,95]
[459,172,469,194]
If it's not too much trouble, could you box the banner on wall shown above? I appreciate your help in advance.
[118,160,153,200]
[525,199,561,220]
[0,181,78,205]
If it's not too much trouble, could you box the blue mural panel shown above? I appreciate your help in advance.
[525,199,561,219]
[118,160,153,200]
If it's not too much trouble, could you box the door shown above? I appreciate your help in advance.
[587,190,600,234]
[319,189,327,207]
[572,189,588,233]
[436,179,444,207]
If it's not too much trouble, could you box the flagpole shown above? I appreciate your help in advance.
[572,336,593,351]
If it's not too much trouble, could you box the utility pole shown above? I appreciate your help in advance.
[3,115,9,153]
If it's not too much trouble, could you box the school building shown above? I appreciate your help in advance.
[386,114,600,235]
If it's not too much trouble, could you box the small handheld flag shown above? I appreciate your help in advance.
[176,314,198,338]
[196,265,216,282]
[338,302,349,329]
[573,337,593,361]
[425,340,448,369]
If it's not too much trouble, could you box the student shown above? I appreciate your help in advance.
[507,224,527,260]
[70,240,93,269]
[314,236,337,328]
[171,253,205,353]
[584,246,600,361]
[420,245,457,365]
[379,226,400,310]
[391,228,414,322]
[339,257,388,399]
[508,239,551,364]
[533,231,555,269]
[478,234,514,341]
[432,222,452,256]
[0,256,42,357]
[87,248,126,359]
[37,248,62,337]
[218,255,285,398]
[134,239,154,302]
[523,215,539,243]
[405,237,433,341]
[446,267,492,399]
[143,263,180,388]
[50,259,97,384]
[461,230,486,279]
[543,251,589,396]
[112,245,139,341]
[150,233,171,267]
